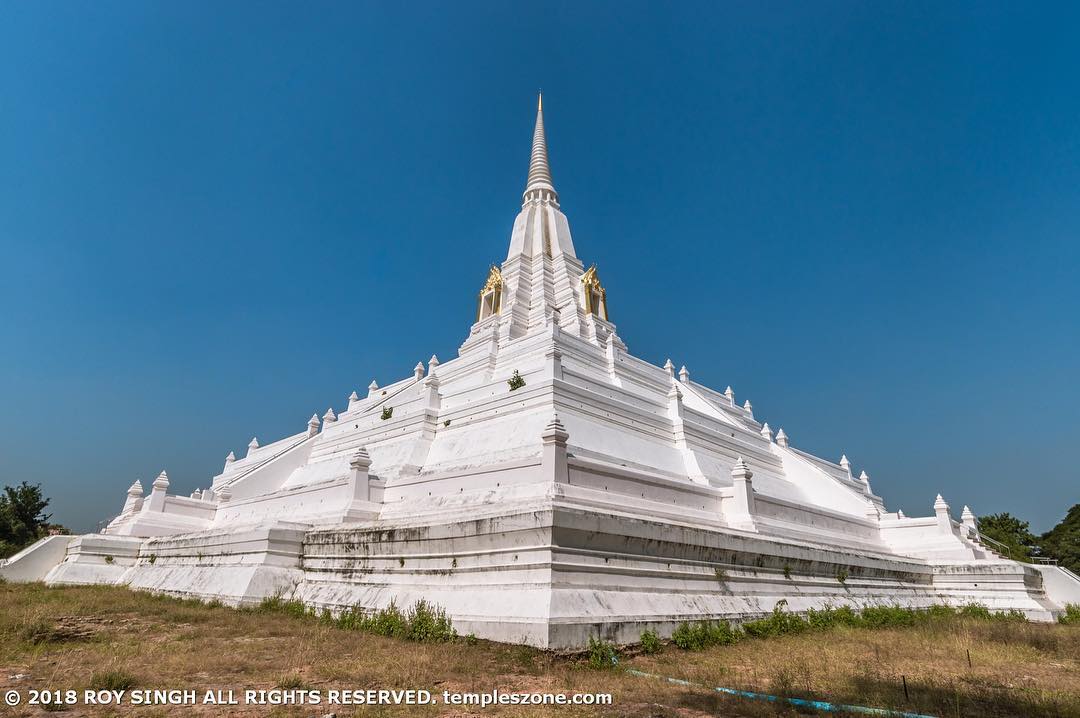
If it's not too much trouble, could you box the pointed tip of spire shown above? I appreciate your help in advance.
[523,94,557,201]
[348,390,359,402]
[537,91,542,111]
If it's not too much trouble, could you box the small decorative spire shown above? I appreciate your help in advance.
[414,361,425,380]
[127,480,144,497]
[350,446,372,471]
[664,359,675,377]
[368,379,379,396]
[961,505,975,522]
[743,399,753,417]
[248,437,259,453]
[897,509,906,518]
[429,354,440,372]
[859,470,870,486]
[839,454,851,473]
[731,456,753,481]
[760,422,773,441]
[934,493,949,511]
[308,413,321,437]
[348,390,360,403]
[724,386,735,406]
[224,451,236,466]
[152,470,169,491]
[775,427,789,447]
[678,365,689,383]
[323,406,337,423]
[542,412,569,443]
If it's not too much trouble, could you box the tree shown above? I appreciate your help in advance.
[1040,504,1080,574]
[976,512,1039,561]
[0,481,52,558]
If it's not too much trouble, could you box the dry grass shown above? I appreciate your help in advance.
[0,582,1077,717]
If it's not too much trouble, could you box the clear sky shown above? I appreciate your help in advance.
[1,2,1077,533]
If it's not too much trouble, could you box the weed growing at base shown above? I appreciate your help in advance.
[664,601,1029,652]
[587,637,618,669]
[638,629,662,654]
[257,596,457,643]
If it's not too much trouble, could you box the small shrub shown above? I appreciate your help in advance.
[89,669,137,692]
[258,596,312,619]
[1059,603,1080,625]
[507,370,526,391]
[714,567,728,583]
[367,600,409,638]
[381,406,394,420]
[672,620,739,650]
[639,629,662,654]
[782,563,792,580]
[926,604,958,621]
[147,554,157,565]
[743,600,808,638]
[861,605,917,629]
[835,567,848,584]
[806,604,861,630]
[587,636,618,668]
[104,555,114,565]
[443,419,451,427]
[406,599,457,642]
[334,599,456,642]
[959,603,992,620]
[205,599,223,609]
[276,674,310,690]
[464,632,479,645]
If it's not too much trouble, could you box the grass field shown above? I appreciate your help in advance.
[1,582,1078,717]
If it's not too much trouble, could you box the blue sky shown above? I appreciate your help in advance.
[1,2,1077,533]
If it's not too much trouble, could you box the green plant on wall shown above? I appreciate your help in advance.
[381,406,393,420]
[507,370,526,391]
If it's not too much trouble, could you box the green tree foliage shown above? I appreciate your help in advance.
[0,482,53,558]
[1040,504,1080,574]
[977,512,1039,561]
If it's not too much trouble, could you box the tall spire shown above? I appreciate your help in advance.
[523,93,557,203]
